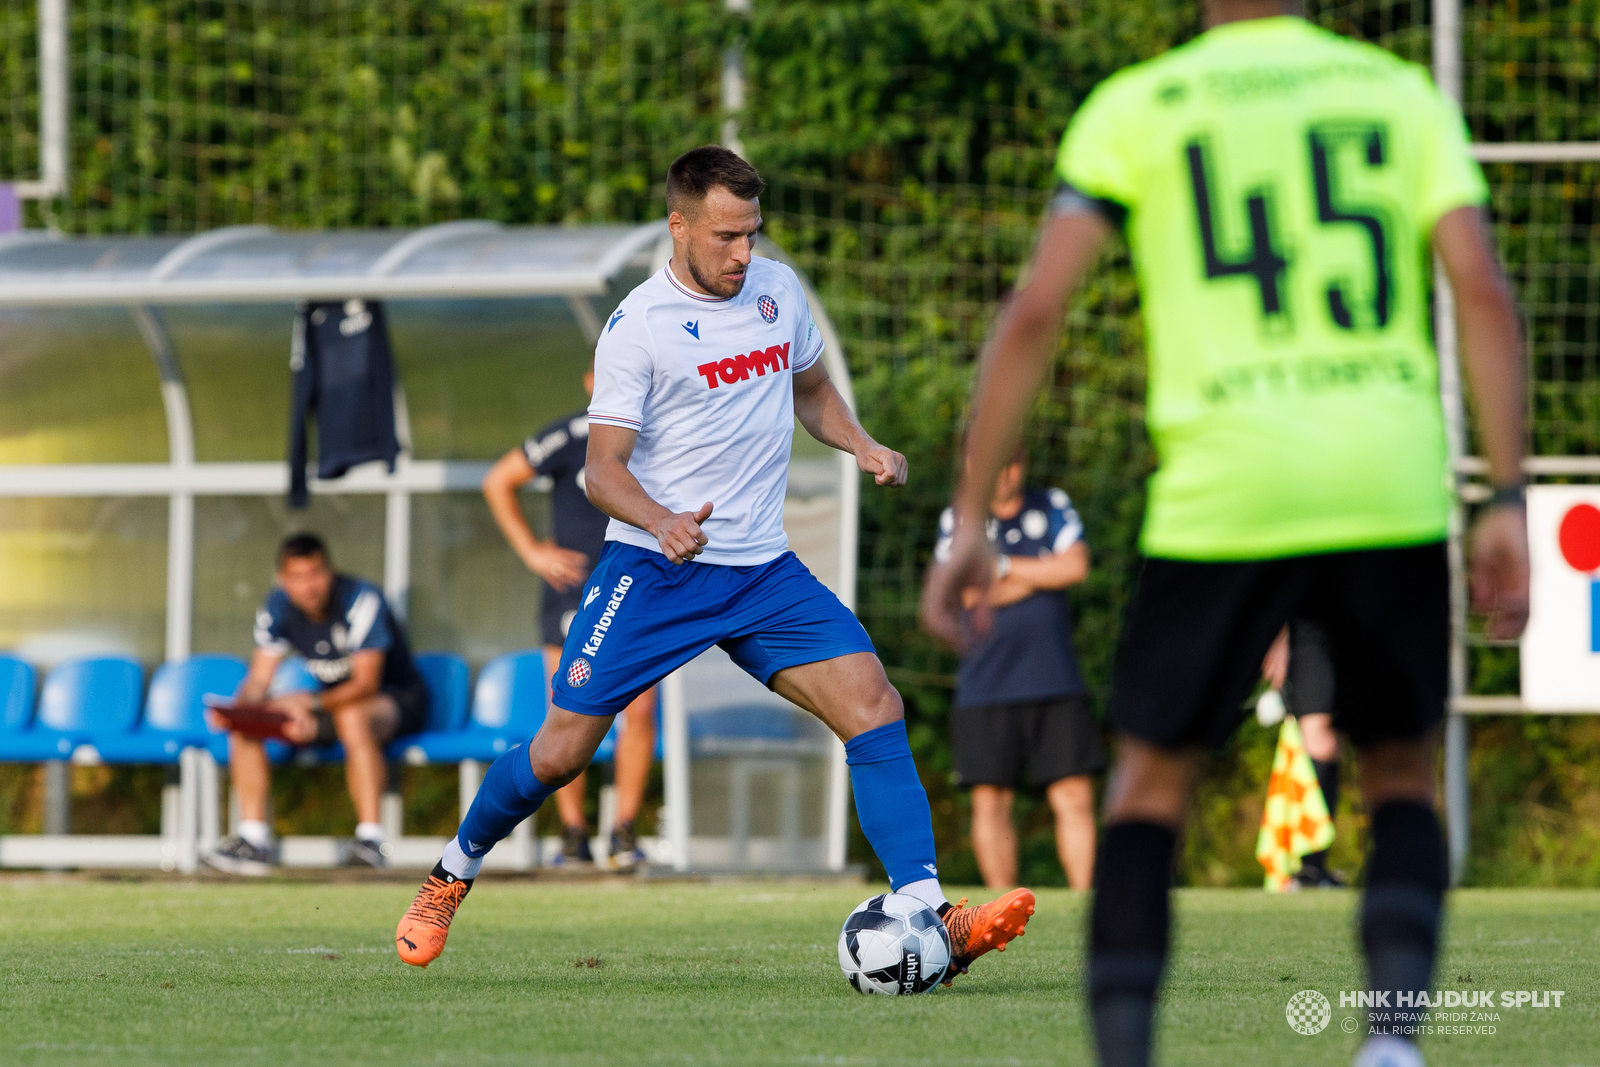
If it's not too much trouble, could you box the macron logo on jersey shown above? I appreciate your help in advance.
[696,342,790,390]
[607,309,625,333]
[682,320,699,339]
[584,586,601,608]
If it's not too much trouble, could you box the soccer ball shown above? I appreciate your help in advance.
[837,893,951,995]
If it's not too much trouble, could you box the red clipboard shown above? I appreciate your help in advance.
[203,696,292,741]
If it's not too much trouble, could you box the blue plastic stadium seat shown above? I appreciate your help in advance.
[270,657,318,696]
[396,650,545,764]
[0,654,54,762]
[30,656,146,763]
[96,654,247,764]
[413,653,471,733]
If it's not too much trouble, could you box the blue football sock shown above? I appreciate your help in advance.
[455,744,558,858]
[845,721,939,891]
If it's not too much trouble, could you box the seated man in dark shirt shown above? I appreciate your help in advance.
[205,532,428,875]
[928,447,1104,889]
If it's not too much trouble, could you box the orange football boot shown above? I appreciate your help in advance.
[941,887,1036,985]
[395,869,472,967]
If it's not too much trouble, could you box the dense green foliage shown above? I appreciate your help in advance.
[5,879,1599,1065]
[2,1,1600,886]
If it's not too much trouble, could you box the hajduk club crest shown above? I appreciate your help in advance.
[757,294,778,323]
[566,657,592,688]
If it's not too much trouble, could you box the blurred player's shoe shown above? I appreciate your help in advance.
[608,820,646,871]
[549,825,593,868]
[940,887,1036,984]
[203,834,275,876]
[1353,1035,1425,1067]
[350,837,389,869]
[395,863,473,967]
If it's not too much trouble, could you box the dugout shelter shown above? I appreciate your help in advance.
[0,221,856,875]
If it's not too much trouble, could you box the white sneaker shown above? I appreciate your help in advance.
[1353,1035,1425,1067]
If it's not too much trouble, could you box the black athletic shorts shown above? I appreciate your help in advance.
[1286,618,1336,720]
[540,581,583,648]
[1108,541,1448,751]
[385,682,429,739]
[951,693,1106,789]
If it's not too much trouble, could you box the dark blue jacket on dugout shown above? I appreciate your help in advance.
[287,299,401,508]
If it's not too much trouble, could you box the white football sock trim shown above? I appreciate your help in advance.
[897,877,948,912]
[441,836,484,880]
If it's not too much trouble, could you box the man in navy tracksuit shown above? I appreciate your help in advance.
[205,533,427,875]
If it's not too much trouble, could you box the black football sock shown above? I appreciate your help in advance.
[1301,758,1341,876]
[1361,800,1447,1039]
[1087,821,1176,1067]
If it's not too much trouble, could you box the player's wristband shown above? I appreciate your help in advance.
[995,555,1012,578]
[1487,484,1526,510]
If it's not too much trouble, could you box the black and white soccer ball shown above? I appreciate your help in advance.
[838,892,951,995]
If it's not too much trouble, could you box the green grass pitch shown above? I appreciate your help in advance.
[3,877,1596,1066]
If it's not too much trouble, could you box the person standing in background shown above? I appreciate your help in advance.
[481,366,658,870]
[1262,620,1347,888]
[927,446,1103,890]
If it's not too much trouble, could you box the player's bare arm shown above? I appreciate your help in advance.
[585,421,712,564]
[235,647,280,705]
[1435,205,1530,640]
[482,447,591,591]
[921,211,1111,648]
[792,360,907,487]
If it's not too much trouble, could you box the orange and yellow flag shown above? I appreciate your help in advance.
[1255,713,1335,891]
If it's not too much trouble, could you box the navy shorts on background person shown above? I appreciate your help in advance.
[1108,542,1448,750]
[550,542,876,716]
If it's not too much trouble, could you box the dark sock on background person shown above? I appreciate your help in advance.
[1088,821,1176,1067]
[1361,800,1448,1038]
[1301,757,1341,875]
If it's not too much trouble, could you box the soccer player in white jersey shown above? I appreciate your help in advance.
[397,146,1036,977]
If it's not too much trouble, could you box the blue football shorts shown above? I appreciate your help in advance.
[550,542,877,716]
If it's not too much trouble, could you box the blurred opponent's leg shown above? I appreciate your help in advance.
[1089,739,1201,1067]
[1356,734,1444,1040]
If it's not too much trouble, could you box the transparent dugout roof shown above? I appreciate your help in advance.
[0,222,665,305]
[0,224,852,467]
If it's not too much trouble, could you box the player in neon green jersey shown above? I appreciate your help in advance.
[924,3,1529,1066]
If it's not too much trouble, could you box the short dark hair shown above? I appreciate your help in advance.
[277,531,330,568]
[666,146,765,216]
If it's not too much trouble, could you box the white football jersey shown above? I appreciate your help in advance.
[588,256,824,566]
